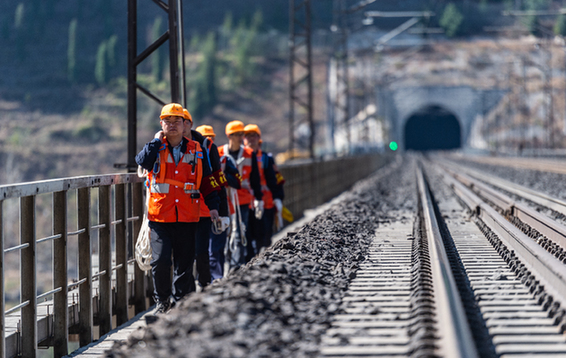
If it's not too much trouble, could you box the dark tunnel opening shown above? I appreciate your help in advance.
[404,105,461,151]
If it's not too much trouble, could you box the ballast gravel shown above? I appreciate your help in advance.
[104,156,417,358]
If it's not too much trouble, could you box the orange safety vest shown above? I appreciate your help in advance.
[219,145,254,206]
[147,139,203,223]
[256,149,274,209]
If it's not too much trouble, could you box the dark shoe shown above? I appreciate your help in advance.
[154,300,171,315]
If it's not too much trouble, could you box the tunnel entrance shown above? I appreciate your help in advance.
[404,105,461,151]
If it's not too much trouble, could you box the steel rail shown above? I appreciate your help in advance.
[416,167,478,358]
[441,164,566,251]
[439,167,566,307]
[442,160,566,216]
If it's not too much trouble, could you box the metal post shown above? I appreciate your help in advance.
[77,187,92,347]
[168,0,180,103]
[115,184,128,325]
[53,191,68,358]
[306,2,314,158]
[21,196,36,358]
[132,182,146,313]
[126,0,137,172]
[289,0,295,155]
[123,0,187,170]
[177,0,187,107]
[333,0,351,154]
[547,42,555,148]
[289,0,314,159]
[98,186,112,335]
[0,200,4,358]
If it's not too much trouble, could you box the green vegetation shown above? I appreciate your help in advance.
[95,41,107,85]
[107,35,118,68]
[68,18,77,82]
[151,17,165,81]
[185,9,265,118]
[524,0,551,10]
[14,3,24,29]
[189,31,217,118]
[439,3,464,38]
[14,2,26,60]
[554,15,566,36]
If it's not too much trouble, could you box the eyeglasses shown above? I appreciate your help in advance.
[162,119,184,126]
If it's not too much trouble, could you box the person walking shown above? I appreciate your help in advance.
[136,103,220,314]
[218,120,263,271]
[244,124,285,252]
[196,124,242,280]
[185,119,229,288]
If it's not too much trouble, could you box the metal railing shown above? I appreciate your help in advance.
[0,174,145,358]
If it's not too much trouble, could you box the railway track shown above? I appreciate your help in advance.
[319,159,566,357]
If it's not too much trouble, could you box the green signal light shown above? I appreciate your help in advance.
[389,141,398,151]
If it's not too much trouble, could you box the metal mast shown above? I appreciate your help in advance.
[289,0,315,159]
[122,0,186,171]
[332,0,351,154]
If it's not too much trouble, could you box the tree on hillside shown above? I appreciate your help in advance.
[189,31,217,119]
[68,18,78,82]
[95,41,107,85]
[523,0,550,10]
[219,12,233,51]
[151,17,165,81]
[554,15,566,36]
[14,2,26,60]
[107,35,118,68]
[524,15,542,36]
[230,9,263,85]
[439,3,463,38]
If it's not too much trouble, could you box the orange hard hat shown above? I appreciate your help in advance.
[160,103,184,119]
[225,120,245,135]
[195,125,216,138]
[244,124,261,137]
[183,109,193,122]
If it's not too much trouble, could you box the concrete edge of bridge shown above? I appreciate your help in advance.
[67,309,153,357]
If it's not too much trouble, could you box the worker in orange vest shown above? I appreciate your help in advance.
[218,120,263,271]
[244,124,285,255]
[136,103,220,314]
[178,113,230,288]
[195,125,241,280]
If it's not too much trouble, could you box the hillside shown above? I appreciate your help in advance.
[0,1,329,183]
[0,0,560,183]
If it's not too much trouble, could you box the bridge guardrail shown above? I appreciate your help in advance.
[0,174,145,358]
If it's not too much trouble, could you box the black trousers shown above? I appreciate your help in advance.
[247,207,276,260]
[195,217,212,287]
[149,221,197,303]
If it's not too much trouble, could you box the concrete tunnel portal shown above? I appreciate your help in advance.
[404,105,462,151]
